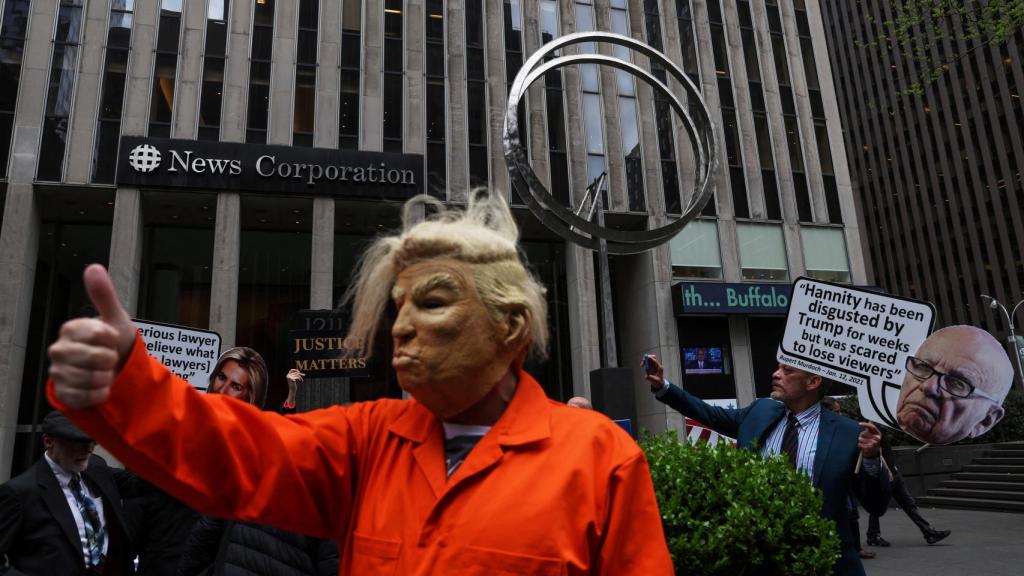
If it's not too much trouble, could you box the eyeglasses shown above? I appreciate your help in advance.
[904,356,1000,401]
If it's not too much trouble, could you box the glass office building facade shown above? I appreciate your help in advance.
[0,0,863,479]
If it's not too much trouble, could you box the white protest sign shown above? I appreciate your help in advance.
[134,319,221,391]
[776,278,934,428]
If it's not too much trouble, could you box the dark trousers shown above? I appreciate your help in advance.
[849,504,863,551]
[868,470,932,538]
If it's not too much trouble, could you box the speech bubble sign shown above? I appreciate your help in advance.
[776,278,934,429]
[134,319,221,391]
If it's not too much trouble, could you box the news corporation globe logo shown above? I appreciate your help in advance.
[128,144,162,173]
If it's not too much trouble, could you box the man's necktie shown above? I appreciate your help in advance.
[69,474,105,568]
[444,435,482,477]
[780,413,800,469]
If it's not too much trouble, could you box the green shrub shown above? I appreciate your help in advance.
[837,389,1024,446]
[640,433,840,576]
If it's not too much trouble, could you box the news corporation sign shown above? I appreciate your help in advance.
[116,136,424,199]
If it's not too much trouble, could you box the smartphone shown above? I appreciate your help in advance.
[641,354,656,375]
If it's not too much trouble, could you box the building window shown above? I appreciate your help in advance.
[737,222,789,281]
[425,0,445,196]
[237,195,313,408]
[198,1,229,141]
[611,0,645,211]
[247,0,275,144]
[675,0,699,83]
[0,0,30,177]
[340,0,361,149]
[138,191,217,328]
[382,0,403,152]
[577,1,607,200]
[767,2,811,222]
[149,0,183,138]
[670,220,723,279]
[540,0,569,206]
[294,0,318,147]
[37,0,86,182]
[739,0,778,220]
[643,0,682,215]
[93,0,135,184]
[467,0,488,187]
[801,226,850,283]
[504,0,527,203]
[755,113,782,220]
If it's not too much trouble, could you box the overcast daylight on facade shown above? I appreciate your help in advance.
[821,1,1024,333]
[0,0,864,480]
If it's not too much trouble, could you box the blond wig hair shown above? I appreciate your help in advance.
[342,191,549,360]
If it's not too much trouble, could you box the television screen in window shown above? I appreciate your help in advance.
[683,347,725,375]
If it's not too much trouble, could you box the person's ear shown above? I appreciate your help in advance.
[806,375,823,393]
[969,404,1005,438]
[501,307,531,350]
[42,434,53,450]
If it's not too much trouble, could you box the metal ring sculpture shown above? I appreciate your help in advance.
[504,31,719,254]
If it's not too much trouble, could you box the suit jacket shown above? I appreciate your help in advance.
[0,454,134,576]
[658,384,890,576]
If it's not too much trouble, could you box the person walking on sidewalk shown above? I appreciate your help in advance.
[866,427,951,547]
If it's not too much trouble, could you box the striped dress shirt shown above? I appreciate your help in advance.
[761,402,821,478]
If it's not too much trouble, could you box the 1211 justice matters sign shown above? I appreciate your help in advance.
[116,136,424,199]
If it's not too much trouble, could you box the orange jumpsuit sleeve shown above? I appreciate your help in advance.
[47,334,362,540]
[596,451,676,574]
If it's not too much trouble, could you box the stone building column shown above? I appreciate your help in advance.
[171,0,210,139]
[446,0,469,200]
[107,187,145,316]
[65,0,112,183]
[210,192,241,351]
[362,0,383,150]
[268,0,298,145]
[0,0,59,480]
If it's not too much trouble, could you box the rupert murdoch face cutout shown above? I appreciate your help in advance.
[897,325,1012,445]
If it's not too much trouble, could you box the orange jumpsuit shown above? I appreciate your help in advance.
[48,336,674,575]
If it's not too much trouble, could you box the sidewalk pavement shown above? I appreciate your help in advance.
[858,506,1023,575]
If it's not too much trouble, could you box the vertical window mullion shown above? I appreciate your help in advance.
[247,0,275,144]
[198,1,230,141]
[466,0,487,188]
[293,0,319,147]
[93,0,136,183]
[382,0,403,152]
[643,0,681,215]
[0,0,30,177]
[425,0,445,196]
[339,0,362,149]
[38,0,86,181]
[148,0,184,138]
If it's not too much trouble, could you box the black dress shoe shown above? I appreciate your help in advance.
[866,536,891,547]
[925,529,951,544]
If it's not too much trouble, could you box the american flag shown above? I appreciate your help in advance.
[684,418,736,447]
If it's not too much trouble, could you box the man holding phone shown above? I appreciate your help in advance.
[642,354,890,576]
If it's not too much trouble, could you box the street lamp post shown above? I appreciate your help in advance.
[980,294,1024,392]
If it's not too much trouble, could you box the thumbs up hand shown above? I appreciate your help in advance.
[48,264,138,409]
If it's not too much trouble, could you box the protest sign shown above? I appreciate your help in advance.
[288,309,370,378]
[777,278,934,428]
[134,319,221,391]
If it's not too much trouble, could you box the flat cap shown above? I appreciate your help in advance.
[42,412,93,443]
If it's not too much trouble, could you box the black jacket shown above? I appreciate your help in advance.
[177,516,338,576]
[117,471,201,576]
[0,454,134,576]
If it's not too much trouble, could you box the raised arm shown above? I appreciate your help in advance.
[46,265,359,539]
[643,354,748,439]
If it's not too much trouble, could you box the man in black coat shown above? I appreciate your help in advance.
[0,412,134,576]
